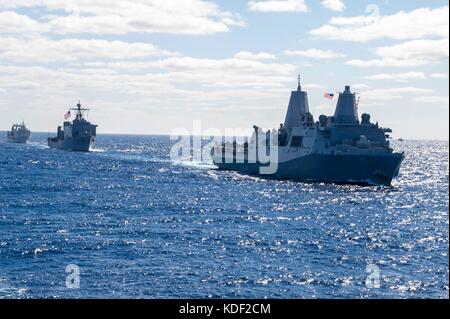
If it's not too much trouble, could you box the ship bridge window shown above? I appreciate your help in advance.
[290,135,303,147]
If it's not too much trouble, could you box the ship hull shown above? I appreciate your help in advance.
[47,136,93,152]
[6,136,30,144]
[213,153,404,186]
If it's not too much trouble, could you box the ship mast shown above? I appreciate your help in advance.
[70,100,90,120]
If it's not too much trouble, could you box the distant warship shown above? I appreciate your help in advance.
[212,77,405,186]
[48,101,97,152]
[6,122,31,143]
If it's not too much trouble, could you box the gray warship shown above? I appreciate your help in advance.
[48,101,97,152]
[212,77,405,186]
[6,122,31,143]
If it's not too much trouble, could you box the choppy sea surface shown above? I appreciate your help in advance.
[0,133,448,299]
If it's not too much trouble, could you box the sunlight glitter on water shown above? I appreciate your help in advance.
[0,136,448,298]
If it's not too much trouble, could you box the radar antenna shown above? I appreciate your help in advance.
[70,100,90,120]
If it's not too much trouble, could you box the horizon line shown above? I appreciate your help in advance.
[1,130,449,142]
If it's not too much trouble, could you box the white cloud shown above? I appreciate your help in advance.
[108,56,296,77]
[375,39,449,61]
[284,49,346,59]
[346,58,433,68]
[351,83,370,89]
[0,57,302,136]
[302,83,326,89]
[365,72,427,81]
[248,0,308,13]
[0,36,177,62]
[365,71,449,81]
[321,0,345,12]
[411,95,449,106]
[346,39,449,67]
[430,73,448,78]
[0,0,244,35]
[234,51,276,60]
[0,11,45,33]
[0,52,298,107]
[360,87,434,102]
[375,87,433,94]
[310,6,449,42]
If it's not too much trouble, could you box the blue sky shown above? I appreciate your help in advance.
[0,0,448,139]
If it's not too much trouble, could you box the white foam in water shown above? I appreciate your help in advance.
[98,151,171,164]
[173,160,217,170]
[0,280,23,297]
[90,148,105,153]
[27,142,48,149]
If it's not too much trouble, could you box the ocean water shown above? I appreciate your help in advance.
[0,133,448,299]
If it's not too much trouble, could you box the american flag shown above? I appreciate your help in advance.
[64,110,71,120]
[323,92,334,100]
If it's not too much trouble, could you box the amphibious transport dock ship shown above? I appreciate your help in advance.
[212,78,405,186]
[48,101,97,152]
[6,122,31,144]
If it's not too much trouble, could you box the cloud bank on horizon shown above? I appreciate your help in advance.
[0,0,448,139]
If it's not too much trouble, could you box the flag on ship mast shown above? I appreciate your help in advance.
[323,92,334,100]
[64,110,71,120]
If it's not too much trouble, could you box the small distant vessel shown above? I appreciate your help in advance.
[6,122,31,144]
[48,101,97,152]
[398,138,405,142]
[212,77,405,186]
